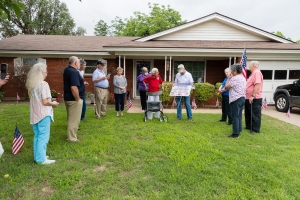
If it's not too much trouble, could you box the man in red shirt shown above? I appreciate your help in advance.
[245,61,264,134]
[143,68,163,119]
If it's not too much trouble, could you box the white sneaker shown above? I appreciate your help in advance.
[41,159,56,165]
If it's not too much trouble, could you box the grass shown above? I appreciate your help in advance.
[0,103,300,199]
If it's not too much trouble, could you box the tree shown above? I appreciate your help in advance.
[0,0,23,20]
[74,26,87,36]
[272,31,292,41]
[94,20,110,36]
[94,3,186,37]
[297,40,300,44]
[0,0,82,39]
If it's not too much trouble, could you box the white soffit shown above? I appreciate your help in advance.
[136,13,292,43]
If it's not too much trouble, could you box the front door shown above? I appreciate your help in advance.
[135,61,151,97]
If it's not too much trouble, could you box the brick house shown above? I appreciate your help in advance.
[0,13,300,104]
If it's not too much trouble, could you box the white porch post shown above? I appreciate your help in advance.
[123,55,126,77]
[234,57,236,64]
[119,55,121,68]
[164,56,167,81]
[229,57,231,67]
[169,56,172,82]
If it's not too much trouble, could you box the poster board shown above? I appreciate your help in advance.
[170,85,192,96]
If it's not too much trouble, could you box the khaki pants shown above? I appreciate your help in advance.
[65,99,83,141]
[94,87,108,118]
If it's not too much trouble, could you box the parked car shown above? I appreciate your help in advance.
[273,79,300,112]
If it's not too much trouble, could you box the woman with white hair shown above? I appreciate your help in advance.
[143,68,163,119]
[218,68,232,125]
[26,63,59,164]
[137,67,150,111]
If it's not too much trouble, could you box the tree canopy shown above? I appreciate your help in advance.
[94,3,186,37]
[0,0,23,20]
[272,31,300,43]
[0,0,86,39]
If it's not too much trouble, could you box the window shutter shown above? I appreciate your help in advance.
[14,57,23,76]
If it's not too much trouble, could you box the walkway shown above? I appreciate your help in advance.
[128,99,300,127]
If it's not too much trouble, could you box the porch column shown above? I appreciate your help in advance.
[119,55,121,68]
[164,56,167,81]
[229,57,231,67]
[123,55,126,77]
[234,57,236,64]
[169,56,172,82]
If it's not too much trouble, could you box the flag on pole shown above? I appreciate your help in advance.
[12,126,24,155]
[285,108,290,118]
[262,97,268,110]
[17,93,20,100]
[126,96,132,110]
[240,48,247,80]
[160,102,164,110]
[192,99,197,110]
[216,98,219,107]
[172,97,177,107]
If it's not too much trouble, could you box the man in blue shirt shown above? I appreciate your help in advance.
[63,56,85,142]
[218,68,232,125]
[92,60,110,119]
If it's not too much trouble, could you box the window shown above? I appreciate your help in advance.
[289,70,300,79]
[84,59,107,75]
[261,70,272,80]
[14,57,45,76]
[274,70,287,80]
[173,61,205,82]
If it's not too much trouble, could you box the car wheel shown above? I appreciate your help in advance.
[275,94,289,112]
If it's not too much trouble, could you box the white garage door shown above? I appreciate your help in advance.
[259,61,300,104]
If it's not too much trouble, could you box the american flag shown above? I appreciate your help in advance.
[240,48,247,80]
[17,93,20,100]
[12,126,24,155]
[126,96,132,110]
[216,98,219,107]
[160,102,164,110]
[262,97,268,110]
[172,97,177,107]
[285,108,290,118]
[192,99,197,110]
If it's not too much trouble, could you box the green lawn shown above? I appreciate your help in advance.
[0,104,300,199]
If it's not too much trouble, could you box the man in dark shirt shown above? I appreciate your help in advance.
[63,56,84,142]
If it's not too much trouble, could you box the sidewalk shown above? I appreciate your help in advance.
[128,99,300,127]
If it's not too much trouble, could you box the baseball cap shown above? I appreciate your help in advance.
[97,60,105,66]
[178,64,185,73]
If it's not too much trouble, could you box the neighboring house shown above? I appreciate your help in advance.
[0,12,300,104]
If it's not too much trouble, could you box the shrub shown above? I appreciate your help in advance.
[214,82,223,100]
[161,82,174,107]
[194,83,215,107]
[0,92,4,101]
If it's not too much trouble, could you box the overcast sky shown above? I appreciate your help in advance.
[61,0,300,41]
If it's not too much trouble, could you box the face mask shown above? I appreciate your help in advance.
[144,73,148,75]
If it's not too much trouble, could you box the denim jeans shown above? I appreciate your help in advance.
[230,97,245,135]
[176,96,192,120]
[32,116,51,163]
[81,97,86,120]
[221,95,232,123]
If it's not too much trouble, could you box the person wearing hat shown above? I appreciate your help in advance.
[92,60,110,119]
[174,64,194,121]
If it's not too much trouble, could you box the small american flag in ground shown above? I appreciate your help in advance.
[12,126,24,155]
[126,96,132,110]
[216,98,219,107]
[17,93,20,100]
[240,48,247,80]
[262,97,268,110]
[285,108,290,118]
[172,97,177,107]
[160,102,164,110]
[192,99,197,110]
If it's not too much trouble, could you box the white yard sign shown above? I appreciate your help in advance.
[170,85,192,96]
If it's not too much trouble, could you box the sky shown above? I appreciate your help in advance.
[61,0,300,41]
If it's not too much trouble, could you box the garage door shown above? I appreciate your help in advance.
[259,61,300,104]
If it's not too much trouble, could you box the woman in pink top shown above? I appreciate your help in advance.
[26,63,59,165]
[224,64,246,138]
